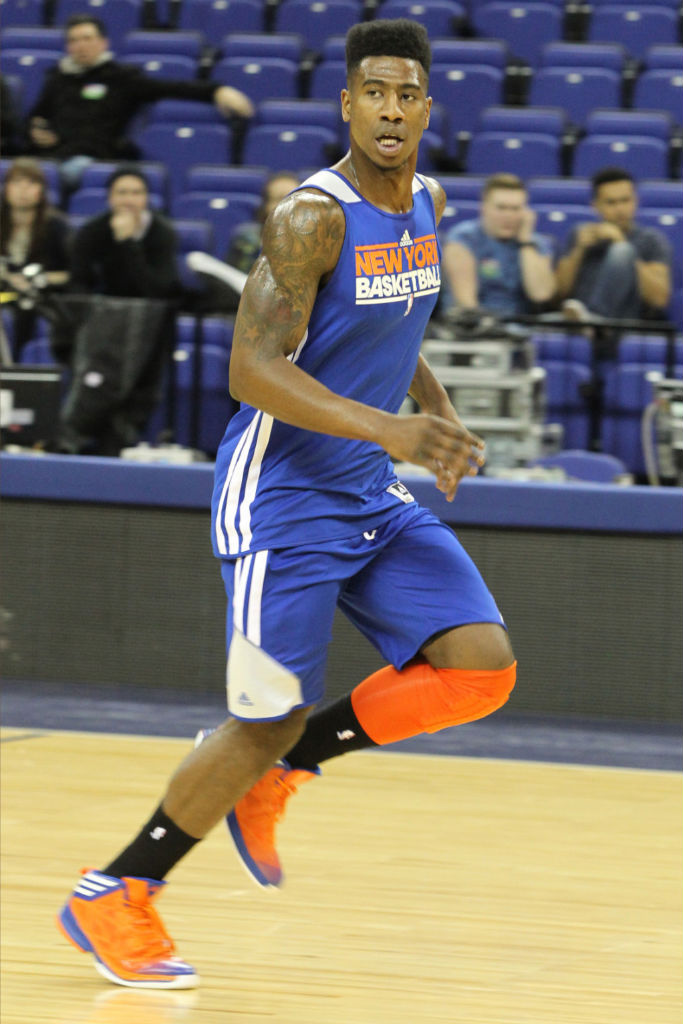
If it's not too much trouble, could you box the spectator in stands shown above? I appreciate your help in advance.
[556,167,672,322]
[199,171,300,313]
[26,14,254,188]
[59,166,179,455]
[0,157,70,359]
[441,173,555,319]
[227,171,301,275]
[69,166,178,298]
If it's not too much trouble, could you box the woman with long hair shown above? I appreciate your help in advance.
[0,157,70,359]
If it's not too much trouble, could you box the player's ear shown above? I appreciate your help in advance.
[341,88,351,123]
[424,95,432,130]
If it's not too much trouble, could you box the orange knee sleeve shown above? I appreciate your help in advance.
[350,661,517,746]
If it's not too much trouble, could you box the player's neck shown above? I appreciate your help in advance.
[342,151,415,215]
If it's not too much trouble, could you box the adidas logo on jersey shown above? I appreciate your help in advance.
[238,691,254,707]
[399,229,413,247]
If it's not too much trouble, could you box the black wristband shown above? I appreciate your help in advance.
[518,242,537,249]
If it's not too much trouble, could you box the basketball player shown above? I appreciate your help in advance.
[57,19,516,989]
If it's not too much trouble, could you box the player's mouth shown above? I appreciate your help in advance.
[375,133,404,155]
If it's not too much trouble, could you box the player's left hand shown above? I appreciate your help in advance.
[431,403,485,500]
[213,86,255,119]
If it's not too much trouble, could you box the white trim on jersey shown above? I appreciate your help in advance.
[217,331,310,556]
[217,412,262,555]
[232,553,252,633]
[300,169,361,203]
[246,549,268,646]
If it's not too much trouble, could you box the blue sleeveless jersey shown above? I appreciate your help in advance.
[212,168,441,558]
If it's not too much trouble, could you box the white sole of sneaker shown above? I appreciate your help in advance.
[93,959,200,989]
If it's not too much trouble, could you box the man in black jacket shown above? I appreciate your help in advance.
[58,166,179,455]
[28,14,253,184]
[69,166,178,297]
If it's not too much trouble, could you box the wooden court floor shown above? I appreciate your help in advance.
[1,727,681,1024]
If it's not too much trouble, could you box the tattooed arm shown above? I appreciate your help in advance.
[230,188,483,494]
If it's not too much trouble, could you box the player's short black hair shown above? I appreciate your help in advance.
[346,19,431,79]
[65,13,108,37]
[591,167,635,196]
[106,165,149,192]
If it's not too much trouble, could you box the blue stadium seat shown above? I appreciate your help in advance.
[416,129,446,174]
[601,363,663,474]
[638,209,682,276]
[572,111,672,181]
[178,0,264,35]
[308,60,347,102]
[439,175,487,203]
[531,331,592,366]
[638,179,682,209]
[125,54,199,80]
[584,108,672,140]
[431,39,509,69]
[134,123,232,197]
[1,27,63,49]
[572,137,669,181]
[528,68,621,128]
[211,56,300,102]
[256,98,342,136]
[633,70,683,126]
[535,362,593,450]
[0,0,45,26]
[471,2,563,67]
[588,5,678,61]
[1,52,61,115]
[219,32,303,62]
[183,163,270,197]
[534,205,595,250]
[430,65,503,137]
[477,105,566,137]
[274,0,362,55]
[378,0,466,37]
[143,99,224,126]
[467,132,562,176]
[17,335,56,365]
[530,447,627,481]
[121,30,204,58]
[173,217,215,288]
[172,340,236,454]
[171,191,260,255]
[78,160,169,202]
[643,44,683,69]
[438,199,481,237]
[242,124,340,173]
[617,334,668,364]
[540,41,627,71]
[54,0,142,51]
[527,177,591,206]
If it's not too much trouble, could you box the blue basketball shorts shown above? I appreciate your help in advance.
[220,504,505,722]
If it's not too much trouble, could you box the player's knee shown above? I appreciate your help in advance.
[426,661,517,732]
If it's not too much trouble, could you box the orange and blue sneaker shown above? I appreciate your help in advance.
[57,869,199,989]
[194,730,318,888]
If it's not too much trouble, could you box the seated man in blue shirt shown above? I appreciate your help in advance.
[441,172,555,318]
[555,167,671,322]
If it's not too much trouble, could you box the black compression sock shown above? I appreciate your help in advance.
[285,694,377,771]
[104,805,200,882]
